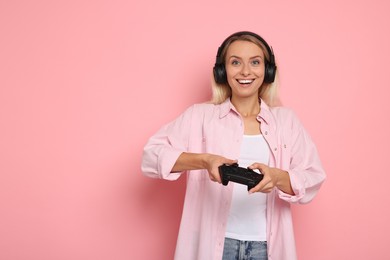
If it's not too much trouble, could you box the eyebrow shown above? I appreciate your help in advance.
[228,55,263,60]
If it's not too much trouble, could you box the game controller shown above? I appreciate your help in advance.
[218,163,264,191]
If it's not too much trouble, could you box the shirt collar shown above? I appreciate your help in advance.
[219,98,272,125]
[258,98,271,125]
[219,98,235,118]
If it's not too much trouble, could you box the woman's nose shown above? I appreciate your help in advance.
[240,63,250,76]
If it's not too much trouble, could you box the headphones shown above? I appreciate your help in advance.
[213,31,277,84]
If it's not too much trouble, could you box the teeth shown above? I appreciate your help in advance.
[238,79,253,84]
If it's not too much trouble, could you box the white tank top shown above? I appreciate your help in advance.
[225,134,270,241]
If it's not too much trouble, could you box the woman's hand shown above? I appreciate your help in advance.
[202,154,237,183]
[247,163,295,195]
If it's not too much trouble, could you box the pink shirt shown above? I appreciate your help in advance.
[142,99,326,260]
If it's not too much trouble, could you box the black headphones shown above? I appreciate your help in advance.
[213,31,277,84]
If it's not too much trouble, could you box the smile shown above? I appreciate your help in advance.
[237,79,254,85]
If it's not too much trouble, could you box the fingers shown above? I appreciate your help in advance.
[208,156,236,183]
[248,162,267,173]
[210,175,221,183]
[221,158,237,166]
[248,163,273,194]
[228,159,238,164]
[208,169,222,183]
[249,180,273,194]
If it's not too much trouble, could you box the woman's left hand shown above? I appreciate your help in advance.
[247,163,295,195]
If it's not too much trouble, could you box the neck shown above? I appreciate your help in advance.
[231,96,260,117]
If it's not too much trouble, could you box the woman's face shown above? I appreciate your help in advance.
[225,40,265,99]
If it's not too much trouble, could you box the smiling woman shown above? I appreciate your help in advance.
[211,32,278,107]
[225,41,266,103]
[141,31,326,260]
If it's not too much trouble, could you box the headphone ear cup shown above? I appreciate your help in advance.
[264,63,276,83]
[213,63,227,84]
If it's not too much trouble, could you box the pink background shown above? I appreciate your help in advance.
[1,0,389,259]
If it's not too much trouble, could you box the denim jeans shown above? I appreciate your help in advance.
[222,237,268,260]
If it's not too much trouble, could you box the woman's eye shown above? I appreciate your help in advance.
[231,60,240,66]
[251,60,261,65]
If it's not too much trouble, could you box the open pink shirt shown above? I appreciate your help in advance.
[142,99,326,260]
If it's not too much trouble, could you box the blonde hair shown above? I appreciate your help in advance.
[210,34,281,107]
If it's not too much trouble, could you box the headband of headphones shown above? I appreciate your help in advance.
[213,31,277,84]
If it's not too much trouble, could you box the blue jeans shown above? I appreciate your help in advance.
[222,237,268,260]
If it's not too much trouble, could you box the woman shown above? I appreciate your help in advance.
[141,31,326,260]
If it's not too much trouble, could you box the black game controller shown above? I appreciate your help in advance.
[218,163,264,191]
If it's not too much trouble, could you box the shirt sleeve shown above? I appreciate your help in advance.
[278,111,326,204]
[141,105,195,180]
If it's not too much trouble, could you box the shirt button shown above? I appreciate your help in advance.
[264,131,268,135]
[274,147,277,151]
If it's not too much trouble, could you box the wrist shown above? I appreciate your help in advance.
[199,153,211,169]
[275,169,288,187]
[275,169,295,195]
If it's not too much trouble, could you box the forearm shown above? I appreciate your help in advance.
[275,169,295,195]
[171,152,237,184]
[171,152,208,172]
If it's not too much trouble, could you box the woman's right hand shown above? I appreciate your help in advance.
[202,154,237,183]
